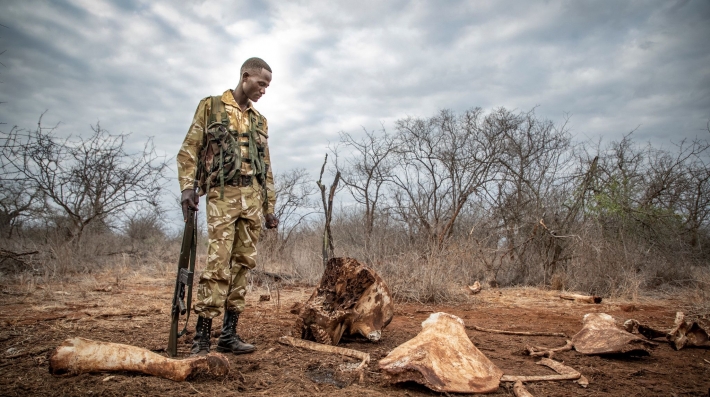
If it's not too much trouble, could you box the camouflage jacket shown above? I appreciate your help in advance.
[177,89,276,214]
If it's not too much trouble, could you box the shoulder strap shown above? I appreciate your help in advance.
[208,96,228,125]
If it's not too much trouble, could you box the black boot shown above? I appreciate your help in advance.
[190,315,212,356]
[216,309,256,354]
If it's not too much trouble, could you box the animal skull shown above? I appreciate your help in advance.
[379,312,503,393]
[292,257,394,345]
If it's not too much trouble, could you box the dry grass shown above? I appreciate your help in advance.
[1,213,709,308]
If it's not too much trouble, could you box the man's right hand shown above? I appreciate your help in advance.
[181,189,199,222]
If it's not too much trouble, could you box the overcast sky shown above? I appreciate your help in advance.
[1,0,709,224]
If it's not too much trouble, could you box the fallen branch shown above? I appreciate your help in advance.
[466,324,567,337]
[501,358,581,382]
[559,293,602,304]
[89,309,160,319]
[0,248,39,266]
[525,340,573,358]
[513,380,534,397]
[278,336,369,370]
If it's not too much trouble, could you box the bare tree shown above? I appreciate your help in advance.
[0,127,44,238]
[332,126,396,245]
[488,108,574,283]
[390,108,504,247]
[272,168,318,248]
[4,117,169,244]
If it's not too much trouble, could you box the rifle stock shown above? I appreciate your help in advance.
[168,197,197,357]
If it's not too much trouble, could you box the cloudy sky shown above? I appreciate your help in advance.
[1,0,709,224]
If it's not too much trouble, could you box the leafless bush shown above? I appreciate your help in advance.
[271,109,710,300]
[1,116,169,245]
[0,116,172,279]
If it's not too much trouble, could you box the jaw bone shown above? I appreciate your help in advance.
[379,312,503,394]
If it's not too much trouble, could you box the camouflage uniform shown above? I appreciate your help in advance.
[177,89,276,319]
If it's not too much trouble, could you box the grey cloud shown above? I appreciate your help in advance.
[1,0,709,226]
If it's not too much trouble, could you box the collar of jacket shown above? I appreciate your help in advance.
[222,89,258,114]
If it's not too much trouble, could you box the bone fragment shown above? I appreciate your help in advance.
[623,319,668,340]
[513,380,534,397]
[559,293,602,304]
[668,312,710,350]
[525,339,574,358]
[48,337,229,381]
[468,281,482,294]
[624,313,709,350]
[293,257,394,345]
[501,358,580,382]
[467,324,567,337]
[572,313,654,355]
[278,336,370,370]
[379,312,503,394]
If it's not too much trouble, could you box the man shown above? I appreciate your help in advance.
[176,57,279,356]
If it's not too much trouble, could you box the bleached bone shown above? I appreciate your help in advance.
[379,312,503,394]
[293,257,393,345]
[624,313,709,350]
[513,380,534,397]
[525,339,574,358]
[623,319,668,340]
[468,280,482,294]
[572,313,654,355]
[668,312,710,350]
[501,358,580,382]
[49,337,229,381]
[467,324,567,337]
[278,336,370,370]
[559,293,602,304]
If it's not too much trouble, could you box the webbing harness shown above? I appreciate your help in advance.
[199,96,268,206]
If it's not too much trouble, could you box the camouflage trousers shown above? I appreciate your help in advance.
[194,180,264,319]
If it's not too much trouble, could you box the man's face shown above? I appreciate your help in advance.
[241,68,272,102]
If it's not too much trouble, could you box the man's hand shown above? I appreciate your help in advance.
[264,213,279,229]
[181,189,199,222]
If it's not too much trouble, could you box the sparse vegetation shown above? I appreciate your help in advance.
[1,110,709,306]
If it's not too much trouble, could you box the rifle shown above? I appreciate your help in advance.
[168,184,198,357]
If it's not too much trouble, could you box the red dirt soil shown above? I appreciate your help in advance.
[1,274,708,396]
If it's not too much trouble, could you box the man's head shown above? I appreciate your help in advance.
[239,57,272,103]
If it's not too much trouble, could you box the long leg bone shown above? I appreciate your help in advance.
[467,324,567,337]
[501,358,581,382]
[49,337,229,382]
[278,336,370,369]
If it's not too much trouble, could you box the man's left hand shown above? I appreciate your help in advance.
[265,213,279,229]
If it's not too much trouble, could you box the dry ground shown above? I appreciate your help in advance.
[1,271,709,396]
